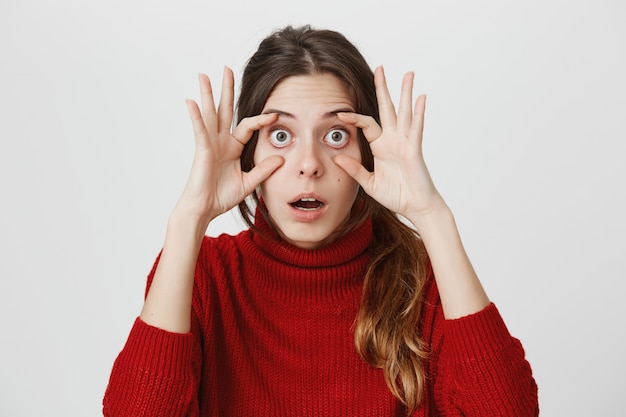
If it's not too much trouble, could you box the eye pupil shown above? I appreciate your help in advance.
[270,129,291,146]
[326,129,348,147]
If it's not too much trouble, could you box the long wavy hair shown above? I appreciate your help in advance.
[236,25,431,413]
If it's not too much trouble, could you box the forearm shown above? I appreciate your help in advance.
[432,303,539,415]
[408,205,490,320]
[139,209,209,333]
[103,317,200,417]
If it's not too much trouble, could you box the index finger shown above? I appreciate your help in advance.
[231,113,279,146]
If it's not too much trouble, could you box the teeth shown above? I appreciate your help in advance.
[292,197,323,211]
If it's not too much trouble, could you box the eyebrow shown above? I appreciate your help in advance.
[262,108,355,118]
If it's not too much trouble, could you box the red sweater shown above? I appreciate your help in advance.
[103,216,538,416]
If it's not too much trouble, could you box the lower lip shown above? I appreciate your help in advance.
[288,204,327,222]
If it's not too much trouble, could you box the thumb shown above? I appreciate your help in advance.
[333,155,373,190]
[243,155,284,194]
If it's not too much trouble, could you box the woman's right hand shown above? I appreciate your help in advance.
[139,68,282,332]
[177,67,283,225]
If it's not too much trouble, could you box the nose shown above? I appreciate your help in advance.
[297,140,324,178]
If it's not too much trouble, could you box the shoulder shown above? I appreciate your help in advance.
[190,229,254,318]
[421,274,519,365]
[196,228,254,271]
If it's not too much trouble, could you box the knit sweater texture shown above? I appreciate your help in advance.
[103,215,538,416]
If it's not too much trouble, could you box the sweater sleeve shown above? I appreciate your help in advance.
[432,303,539,417]
[102,251,204,417]
[102,317,202,417]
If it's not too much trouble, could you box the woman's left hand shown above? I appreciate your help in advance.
[334,66,447,224]
[336,66,492,320]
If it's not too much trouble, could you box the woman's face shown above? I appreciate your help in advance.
[254,73,362,249]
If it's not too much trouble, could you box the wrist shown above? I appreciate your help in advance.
[406,203,490,319]
[405,199,453,236]
[167,206,212,241]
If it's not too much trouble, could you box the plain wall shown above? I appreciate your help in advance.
[1,0,624,415]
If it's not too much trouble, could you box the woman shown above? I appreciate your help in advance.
[103,25,538,416]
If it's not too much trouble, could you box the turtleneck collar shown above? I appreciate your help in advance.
[238,209,373,307]
[250,209,372,268]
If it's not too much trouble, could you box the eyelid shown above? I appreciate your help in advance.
[267,125,293,147]
[263,123,354,148]
[324,127,350,148]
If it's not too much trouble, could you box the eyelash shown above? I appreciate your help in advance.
[324,128,349,148]
[266,126,351,149]
[268,127,293,148]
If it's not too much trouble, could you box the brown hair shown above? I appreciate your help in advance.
[236,25,431,413]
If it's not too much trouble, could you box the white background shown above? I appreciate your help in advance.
[1,0,624,415]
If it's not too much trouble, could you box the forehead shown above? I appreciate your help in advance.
[263,73,355,111]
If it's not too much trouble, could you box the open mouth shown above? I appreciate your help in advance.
[290,197,325,211]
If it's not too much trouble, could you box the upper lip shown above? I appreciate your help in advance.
[289,193,326,205]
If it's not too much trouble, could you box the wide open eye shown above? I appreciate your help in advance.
[325,129,349,148]
[270,129,292,147]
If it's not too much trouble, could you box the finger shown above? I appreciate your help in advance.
[397,71,414,132]
[199,73,217,132]
[333,154,374,190]
[185,99,209,147]
[243,155,284,194]
[231,113,279,146]
[374,66,397,128]
[410,94,427,147]
[217,66,235,133]
[336,112,382,143]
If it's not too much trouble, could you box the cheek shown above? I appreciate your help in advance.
[253,137,284,167]
[345,139,363,163]
[335,171,360,200]
[253,132,272,161]
[256,165,284,202]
